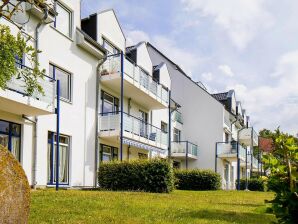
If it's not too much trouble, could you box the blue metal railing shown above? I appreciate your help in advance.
[100,54,169,105]
[99,111,168,147]
[6,61,56,107]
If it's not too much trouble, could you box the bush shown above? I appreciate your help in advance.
[174,169,221,190]
[98,159,174,193]
[238,178,266,191]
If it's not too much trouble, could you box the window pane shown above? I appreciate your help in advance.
[103,102,113,113]
[11,137,20,161]
[56,3,71,37]
[55,67,71,101]
[11,123,21,136]
[0,120,9,133]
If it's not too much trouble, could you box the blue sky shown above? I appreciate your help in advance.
[81,0,298,135]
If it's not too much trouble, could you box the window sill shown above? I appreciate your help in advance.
[50,26,74,42]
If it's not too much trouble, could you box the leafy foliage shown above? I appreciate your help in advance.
[0,24,45,95]
[238,178,266,191]
[98,159,174,193]
[174,169,221,190]
[262,129,298,224]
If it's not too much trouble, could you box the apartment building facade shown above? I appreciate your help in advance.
[1,0,105,188]
[1,3,260,190]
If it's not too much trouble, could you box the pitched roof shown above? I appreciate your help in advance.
[212,92,229,101]
[126,42,146,53]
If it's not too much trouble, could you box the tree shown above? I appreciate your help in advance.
[0,24,45,95]
[262,128,298,224]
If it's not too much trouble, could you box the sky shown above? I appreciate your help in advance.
[81,0,298,135]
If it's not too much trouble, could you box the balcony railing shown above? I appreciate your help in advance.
[217,141,246,160]
[172,110,183,124]
[99,112,168,147]
[172,141,198,157]
[6,62,55,107]
[100,54,169,105]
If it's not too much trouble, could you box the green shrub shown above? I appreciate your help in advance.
[174,169,221,190]
[238,178,266,191]
[98,159,174,193]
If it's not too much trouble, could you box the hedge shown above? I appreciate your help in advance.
[238,178,266,191]
[174,169,221,190]
[98,159,174,193]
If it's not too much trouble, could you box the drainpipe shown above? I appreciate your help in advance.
[29,7,49,189]
[94,57,107,187]
[168,90,171,162]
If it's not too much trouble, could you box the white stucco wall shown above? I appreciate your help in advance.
[97,10,126,53]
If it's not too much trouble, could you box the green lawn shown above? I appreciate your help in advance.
[30,190,276,224]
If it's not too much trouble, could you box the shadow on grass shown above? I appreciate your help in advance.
[173,209,274,223]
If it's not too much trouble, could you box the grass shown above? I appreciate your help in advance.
[30,189,276,224]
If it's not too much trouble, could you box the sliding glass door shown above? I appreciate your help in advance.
[47,132,70,185]
[0,120,21,161]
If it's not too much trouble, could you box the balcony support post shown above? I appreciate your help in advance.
[55,80,60,191]
[236,142,240,190]
[215,142,218,172]
[257,136,260,177]
[168,90,171,162]
[120,52,124,161]
[185,141,188,170]
[245,147,248,190]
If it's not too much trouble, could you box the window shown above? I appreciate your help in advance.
[99,144,118,162]
[103,38,120,55]
[0,120,21,161]
[161,121,168,133]
[139,110,148,137]
[47,132,70,185]
[101,91,119,114]
[138,153,148,160]
[50,64,72,101]
[55,2,72,37]
[173,128,181,142]
[225,133,229,142]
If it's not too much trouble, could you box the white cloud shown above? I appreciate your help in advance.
[226,50,298,134]
[152,35,203,76]
[218,64,234,77]
[201,72,213,81]
[126,30,151,46]
[181,0,274,50]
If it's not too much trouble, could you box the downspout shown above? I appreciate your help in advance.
[31,7,49,189]
[94,57,107,187]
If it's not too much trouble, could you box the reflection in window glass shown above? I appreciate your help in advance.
[55,2,71,37]
[49,64,72,101]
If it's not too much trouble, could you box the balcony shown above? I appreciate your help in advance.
[216,141,246,162]
[171,141,198,159]
[239,127,258,146]
[100,54,169,109]
[0,63,55,116]
[99,112,168,150]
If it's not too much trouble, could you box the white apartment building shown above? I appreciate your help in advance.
[0,3,260,190]
[147,44,260,190]
[1,0,105,188]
